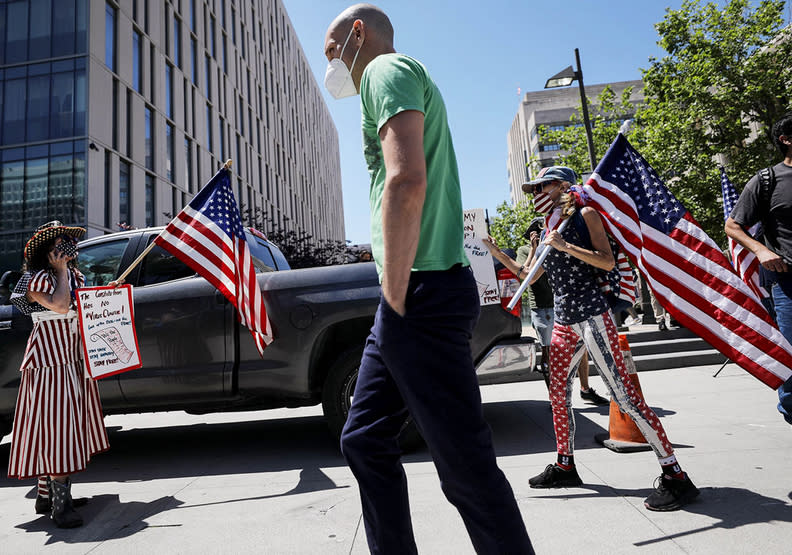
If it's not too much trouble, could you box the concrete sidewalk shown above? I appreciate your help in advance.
[1,364,790,554]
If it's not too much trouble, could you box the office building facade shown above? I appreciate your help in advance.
[0,0,343,272]
[506,80,642,205]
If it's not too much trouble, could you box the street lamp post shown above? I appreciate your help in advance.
[544,48,597,172]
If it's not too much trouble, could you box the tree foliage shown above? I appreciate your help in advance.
[242,207,351,268]
[537,85,642,179]
[635,0,792,244]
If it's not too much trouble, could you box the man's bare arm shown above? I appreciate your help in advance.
[379,109,427,316]
[725,216,788,272]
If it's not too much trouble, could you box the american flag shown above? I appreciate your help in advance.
[582,134,792,388]
[720,167,768,300]
[154,167,273,356]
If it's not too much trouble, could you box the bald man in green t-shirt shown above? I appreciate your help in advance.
[323,4,532,554]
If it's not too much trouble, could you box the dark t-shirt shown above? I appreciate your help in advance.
[730,161,792,262]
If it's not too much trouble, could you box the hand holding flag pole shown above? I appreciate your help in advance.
[506,218,570,311]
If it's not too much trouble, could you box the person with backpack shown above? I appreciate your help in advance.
[483,166,699,511]
[725,113,792,425]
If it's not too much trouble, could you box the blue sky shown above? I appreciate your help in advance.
[282,0,703,244]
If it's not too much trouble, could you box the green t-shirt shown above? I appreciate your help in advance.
[360,53,469,281]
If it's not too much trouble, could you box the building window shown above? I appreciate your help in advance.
[209,16,216,57]
[149,44,156,102]
[133,31,142,93]
[165,64,173,120]
[145,174,155,226]
[206,103,213,154]
[145,106,153,170]
[218,119,224,162]
[112,80,119,149]
[189,0,196,32]
[166,123,174,182]
[222,35,227,74]
[184,138,193,192]
[190,38,197,84]
[105,3,116,72]
[174,17,182,68]
[119,160,130,227]
[126,89,132,158]
[205,55,211,99]
[231,8,236,44]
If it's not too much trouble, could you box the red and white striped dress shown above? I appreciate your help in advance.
[7,269,110,480]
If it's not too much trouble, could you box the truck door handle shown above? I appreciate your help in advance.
[0,321,11,330]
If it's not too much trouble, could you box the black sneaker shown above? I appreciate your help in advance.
[580,387,609,406]
[658,320,668,331]
[644,474,700,511]
[529,464,583,488]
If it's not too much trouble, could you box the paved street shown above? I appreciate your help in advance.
[1,363,790,554]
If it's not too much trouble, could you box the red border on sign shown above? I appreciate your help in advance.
[75,284,143,379]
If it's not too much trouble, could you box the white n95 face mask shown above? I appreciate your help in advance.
[324,27,363,99]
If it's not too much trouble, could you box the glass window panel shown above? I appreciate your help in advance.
[49,154,74,223]
[165,64,173,120]
[27,75,50,142]
[29,0,52,60]
[50,71,75,139]
[105,3,116,72]
[119,160,130,227]
[133,31,142,93]
[74,67,86,136]
[190,0,196,32]
[4,79,27,144]
[139,244,194,285]
[0,5,6,65]
[190,38,197,84]
[204,55,211,99]
[206,103,212,153]
[77,238,130,286]
[76,0,87,53]
[24,157,49,227]
[184,138,192,192]
[166,124,174,182]
[174,18,181,68]
[6,2,28,64]
[145,107,153,170]
[145,174,155,226]
[0,159,25,230]
[72,151,85,223]
[0,78,3,144]
[53,0,76,56]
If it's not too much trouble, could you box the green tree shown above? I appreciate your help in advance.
[488,200,537,252]
[537,85,642,179]
[636,0,792,244]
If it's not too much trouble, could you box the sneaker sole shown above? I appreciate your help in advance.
[529,479,583,489]
[644,488,700,512]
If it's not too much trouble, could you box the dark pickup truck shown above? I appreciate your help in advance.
[0,227,535,442]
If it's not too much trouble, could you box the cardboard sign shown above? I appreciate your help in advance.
[463,208,499,306]
[75,285,142,379]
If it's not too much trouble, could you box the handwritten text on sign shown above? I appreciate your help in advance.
[75,285,142,379]
[463,208,499,306]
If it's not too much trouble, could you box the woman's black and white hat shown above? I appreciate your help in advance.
[23,221,86,262]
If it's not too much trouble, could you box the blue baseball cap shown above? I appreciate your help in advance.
[522,166,578,194]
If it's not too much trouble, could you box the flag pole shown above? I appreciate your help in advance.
[506,217,570,311]
[112,160,234,284]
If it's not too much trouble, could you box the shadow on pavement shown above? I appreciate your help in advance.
[531,484,792,546]
[0,398,686,485]
[14,494,183,545]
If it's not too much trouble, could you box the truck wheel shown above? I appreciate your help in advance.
[322,348,424,451]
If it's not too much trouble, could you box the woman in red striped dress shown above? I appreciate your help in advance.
[8,221,109,528]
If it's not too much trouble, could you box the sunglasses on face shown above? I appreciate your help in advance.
[530,180,561,194]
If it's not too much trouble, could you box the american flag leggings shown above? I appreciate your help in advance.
[548,310,675,458]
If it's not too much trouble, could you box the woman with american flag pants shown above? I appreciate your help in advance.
[7,221,109,528]
[483,166,699,511]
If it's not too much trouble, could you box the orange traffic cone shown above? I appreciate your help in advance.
[594,334,653,453]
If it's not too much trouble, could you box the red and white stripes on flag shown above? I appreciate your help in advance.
[581,134,792,389]
[720,167,769,300]
[154,167,273,356]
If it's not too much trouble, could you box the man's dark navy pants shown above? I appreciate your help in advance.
[340,265,533,554]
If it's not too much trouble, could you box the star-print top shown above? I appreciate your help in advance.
[542,211,609,325]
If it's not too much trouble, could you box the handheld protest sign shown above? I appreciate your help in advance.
[463,208,499,306]
[75,285,142,379]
